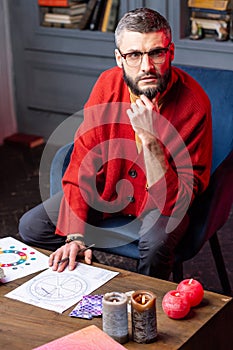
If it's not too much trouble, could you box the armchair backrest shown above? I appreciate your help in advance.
[176,65,233,173]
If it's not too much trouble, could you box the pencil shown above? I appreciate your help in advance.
[58,244,95,264]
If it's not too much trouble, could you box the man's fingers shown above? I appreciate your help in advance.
[57,259,69,272]
[48,241,92,272]
[48,253,55,267]
[140,94,154,108]
[67,245,79,271]
[84,249,92,265]
[130,102,139,115]
[126,108,135,121]
[49,250,63,270]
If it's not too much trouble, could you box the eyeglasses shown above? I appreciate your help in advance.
[118,43,171,67]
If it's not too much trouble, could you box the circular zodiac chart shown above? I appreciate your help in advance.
[0,237,49,283]
[29,273,88,301]
[0,245,36,269]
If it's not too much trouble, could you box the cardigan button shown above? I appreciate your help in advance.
[128,169,137,178]
[127,196,135,203]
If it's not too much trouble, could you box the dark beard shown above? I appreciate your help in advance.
[123,66,171,101]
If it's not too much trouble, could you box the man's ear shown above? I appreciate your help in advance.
[169,42,175,62]
[115,49,123,68]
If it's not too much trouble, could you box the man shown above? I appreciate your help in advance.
[19,8,212,280]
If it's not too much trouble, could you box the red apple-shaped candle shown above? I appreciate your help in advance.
[162,290,190,319]
[177,278,204,307]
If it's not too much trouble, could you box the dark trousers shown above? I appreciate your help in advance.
[19,191,189,280]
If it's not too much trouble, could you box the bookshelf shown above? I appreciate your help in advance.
[7,0,233,140]
[168,0,233,70]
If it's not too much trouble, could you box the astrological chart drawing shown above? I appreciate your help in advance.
[29,273,88,301]
[5,263,119,313]
[0,237,49,283]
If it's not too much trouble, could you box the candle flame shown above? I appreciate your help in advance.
[142,294,146,304]
[189,278,193,285]
[175,292,180,297]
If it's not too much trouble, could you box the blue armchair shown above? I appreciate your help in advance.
[50,66,233,295]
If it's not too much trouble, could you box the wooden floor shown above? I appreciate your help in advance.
[0,143,232,295]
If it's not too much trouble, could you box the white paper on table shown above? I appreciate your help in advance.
[5,262,119,313]
[0,237,49,283]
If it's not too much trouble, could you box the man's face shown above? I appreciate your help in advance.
[115,31,174,100]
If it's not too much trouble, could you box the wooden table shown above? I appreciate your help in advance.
[1,255,233,350]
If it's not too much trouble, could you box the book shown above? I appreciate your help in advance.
[38,0,76,7]
[78,0,98,29]
[89,0,107,30]
[191,9,231,21]
[42,21,80,28]
[32,325,127,349]
[104,0,119,32]
[51,3,88,15]
[100,0,112,32]
[4,133,44,148]
[188,0,232,11]
[44,13,83,23]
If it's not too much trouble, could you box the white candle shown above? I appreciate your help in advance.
[102,292,128,344]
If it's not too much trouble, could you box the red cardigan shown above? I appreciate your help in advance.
[56,66,212,236]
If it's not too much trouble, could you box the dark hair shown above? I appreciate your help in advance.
[115,8,171,47]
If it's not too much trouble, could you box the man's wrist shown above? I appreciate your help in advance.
[65,234,85,245]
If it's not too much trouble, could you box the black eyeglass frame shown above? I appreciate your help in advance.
[118,43,172,67]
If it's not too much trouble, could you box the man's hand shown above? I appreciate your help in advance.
[48,240,92,272]
[127,94,167,186]
[127,94,157,145]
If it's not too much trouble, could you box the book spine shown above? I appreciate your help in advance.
[188,0,230,11]
[42,21,80,28]
[106,0,119,32]
[51,4,87,15]
[44,14,82,23]
[101,0,112,32]
[191,10,231,20]
[190,7,230,15]
[78,0,98,30]
[89,0,106,30]
[38,0,69,7]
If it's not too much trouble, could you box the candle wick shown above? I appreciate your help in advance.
[189,278,193,285]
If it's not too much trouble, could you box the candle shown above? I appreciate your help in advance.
[102,292,128,344]
[131,290,157,343]
[162,290,190,319]
[177,278,204,307]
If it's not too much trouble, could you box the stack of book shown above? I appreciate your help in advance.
[39,1,88,28]
[38,0,120,31]
[188,0,232,41]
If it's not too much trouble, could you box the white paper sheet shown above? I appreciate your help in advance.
[5,262,119,313]
[0,237,49,283]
